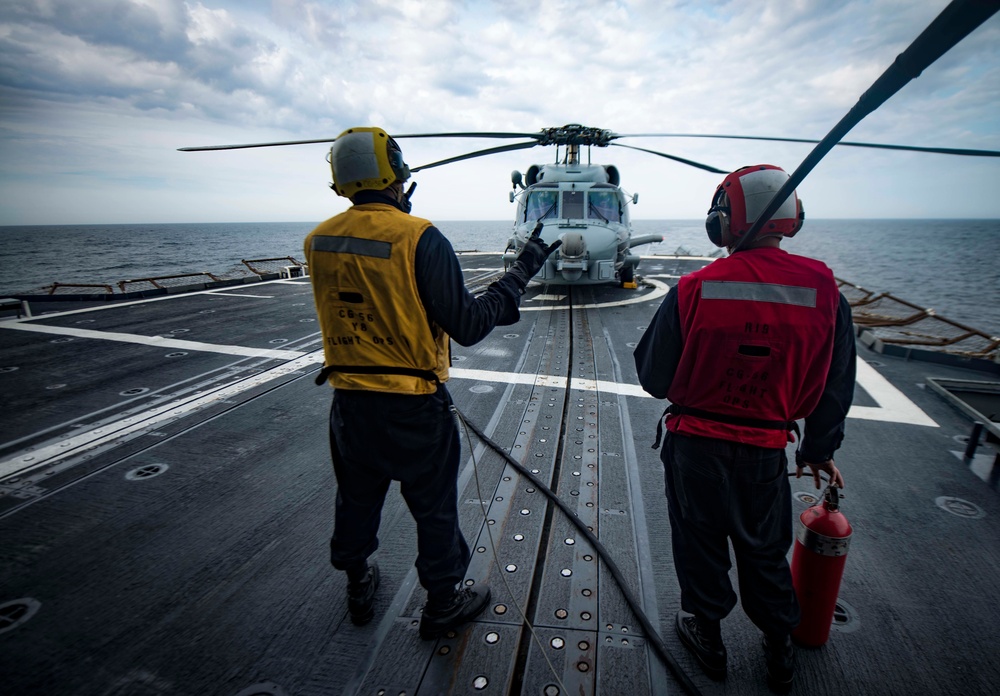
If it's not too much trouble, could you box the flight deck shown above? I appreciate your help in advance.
[1,253,999,695]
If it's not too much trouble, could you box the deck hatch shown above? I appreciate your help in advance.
[830,599,860,633]
[0,598,40,635]
[126,463,169,480]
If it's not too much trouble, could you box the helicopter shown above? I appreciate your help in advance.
[175,3,1000,290]
[501,124,668,286]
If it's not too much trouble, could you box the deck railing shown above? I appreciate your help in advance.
[836,277,999,361]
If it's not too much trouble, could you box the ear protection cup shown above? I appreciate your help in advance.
[789,198,805,237]
[388,148,410,182]
[705,187,731,247]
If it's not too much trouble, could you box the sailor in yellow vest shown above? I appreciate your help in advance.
[305,127,560,639]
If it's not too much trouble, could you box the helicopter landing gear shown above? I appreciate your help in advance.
[619,265,635,287]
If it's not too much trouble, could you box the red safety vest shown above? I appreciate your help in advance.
[666,247,839,448]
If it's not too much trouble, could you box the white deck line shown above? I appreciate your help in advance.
[2,358,934,483]
[0,353,323,480]
[450,356,938,427]
[1,322,307,360]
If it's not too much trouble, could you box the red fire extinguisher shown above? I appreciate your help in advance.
[791,485,852,647]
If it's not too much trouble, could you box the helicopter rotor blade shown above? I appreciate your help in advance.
[179,131,545,152]
[609,143,729,174]
[735,0,1000,252]
[612,133,1000,158]
[410,141,540,173]
[393,132,543,141]
[178,137,340,152]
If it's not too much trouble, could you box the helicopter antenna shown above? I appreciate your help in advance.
[735,0,1000,251]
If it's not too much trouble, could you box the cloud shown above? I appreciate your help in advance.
[0,0,997,224]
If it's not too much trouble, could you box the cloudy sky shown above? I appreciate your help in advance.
[0,0,998,225]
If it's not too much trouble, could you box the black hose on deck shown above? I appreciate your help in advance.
[454,407,704,696]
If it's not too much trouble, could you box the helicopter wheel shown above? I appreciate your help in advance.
[619,265,634,286]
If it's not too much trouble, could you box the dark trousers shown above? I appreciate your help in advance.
[328,386,470,599]
[661,431,800,636]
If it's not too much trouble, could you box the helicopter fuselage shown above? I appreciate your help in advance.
[504,161,661,286]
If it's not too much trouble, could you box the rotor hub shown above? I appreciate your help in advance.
[536,124,614,147]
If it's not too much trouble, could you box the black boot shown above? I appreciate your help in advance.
[346,562,380,626]
[675,611,727,680]
[419,585,492,640]
[763,633,795,693]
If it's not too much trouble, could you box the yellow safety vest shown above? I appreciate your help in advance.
[304,203,450,395]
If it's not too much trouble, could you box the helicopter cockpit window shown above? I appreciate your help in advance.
[588,191,620,222]
[562,190,584,220]
[524,189,558,222]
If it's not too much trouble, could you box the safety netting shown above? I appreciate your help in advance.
[837,278,999,361]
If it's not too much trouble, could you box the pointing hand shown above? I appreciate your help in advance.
[507,222,563,290]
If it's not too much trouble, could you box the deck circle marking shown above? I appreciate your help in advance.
[469,385,494,393]
[521,278,669,312]
[50,337,75,343]
[126,463,169,481]
[0,366,19,373]
[935,496,985,519]
[451,355,466,361]
[233,683,287,696]
[793,491,820,505]
[165,352,188,357]
[269,339,288,344]
[120,387,149,396]
[503,333,519,338]
[45,383,67,390]
[830,599,860,633]
[169,329,189,334]
[0,598,41,635]
[74,319,95,324]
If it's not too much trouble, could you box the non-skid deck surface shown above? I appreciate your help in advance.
[1,254,998,695]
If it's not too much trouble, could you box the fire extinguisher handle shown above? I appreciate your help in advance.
[825,485,841,511]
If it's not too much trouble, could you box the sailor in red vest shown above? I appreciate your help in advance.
[306,127,560,639]
[633,165,856,692]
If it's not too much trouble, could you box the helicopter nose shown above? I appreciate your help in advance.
[557,232,587,282]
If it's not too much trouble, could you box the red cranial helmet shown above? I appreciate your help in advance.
[705,164,803,248]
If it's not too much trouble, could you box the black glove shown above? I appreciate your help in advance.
[506,222,562,291]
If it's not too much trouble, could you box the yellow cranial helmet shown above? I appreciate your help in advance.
[327,127,410,198]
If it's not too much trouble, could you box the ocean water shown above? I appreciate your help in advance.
[1,219,997,335]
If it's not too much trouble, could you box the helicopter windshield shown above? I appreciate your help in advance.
[524,189,558,222]
[588,190,621,222]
